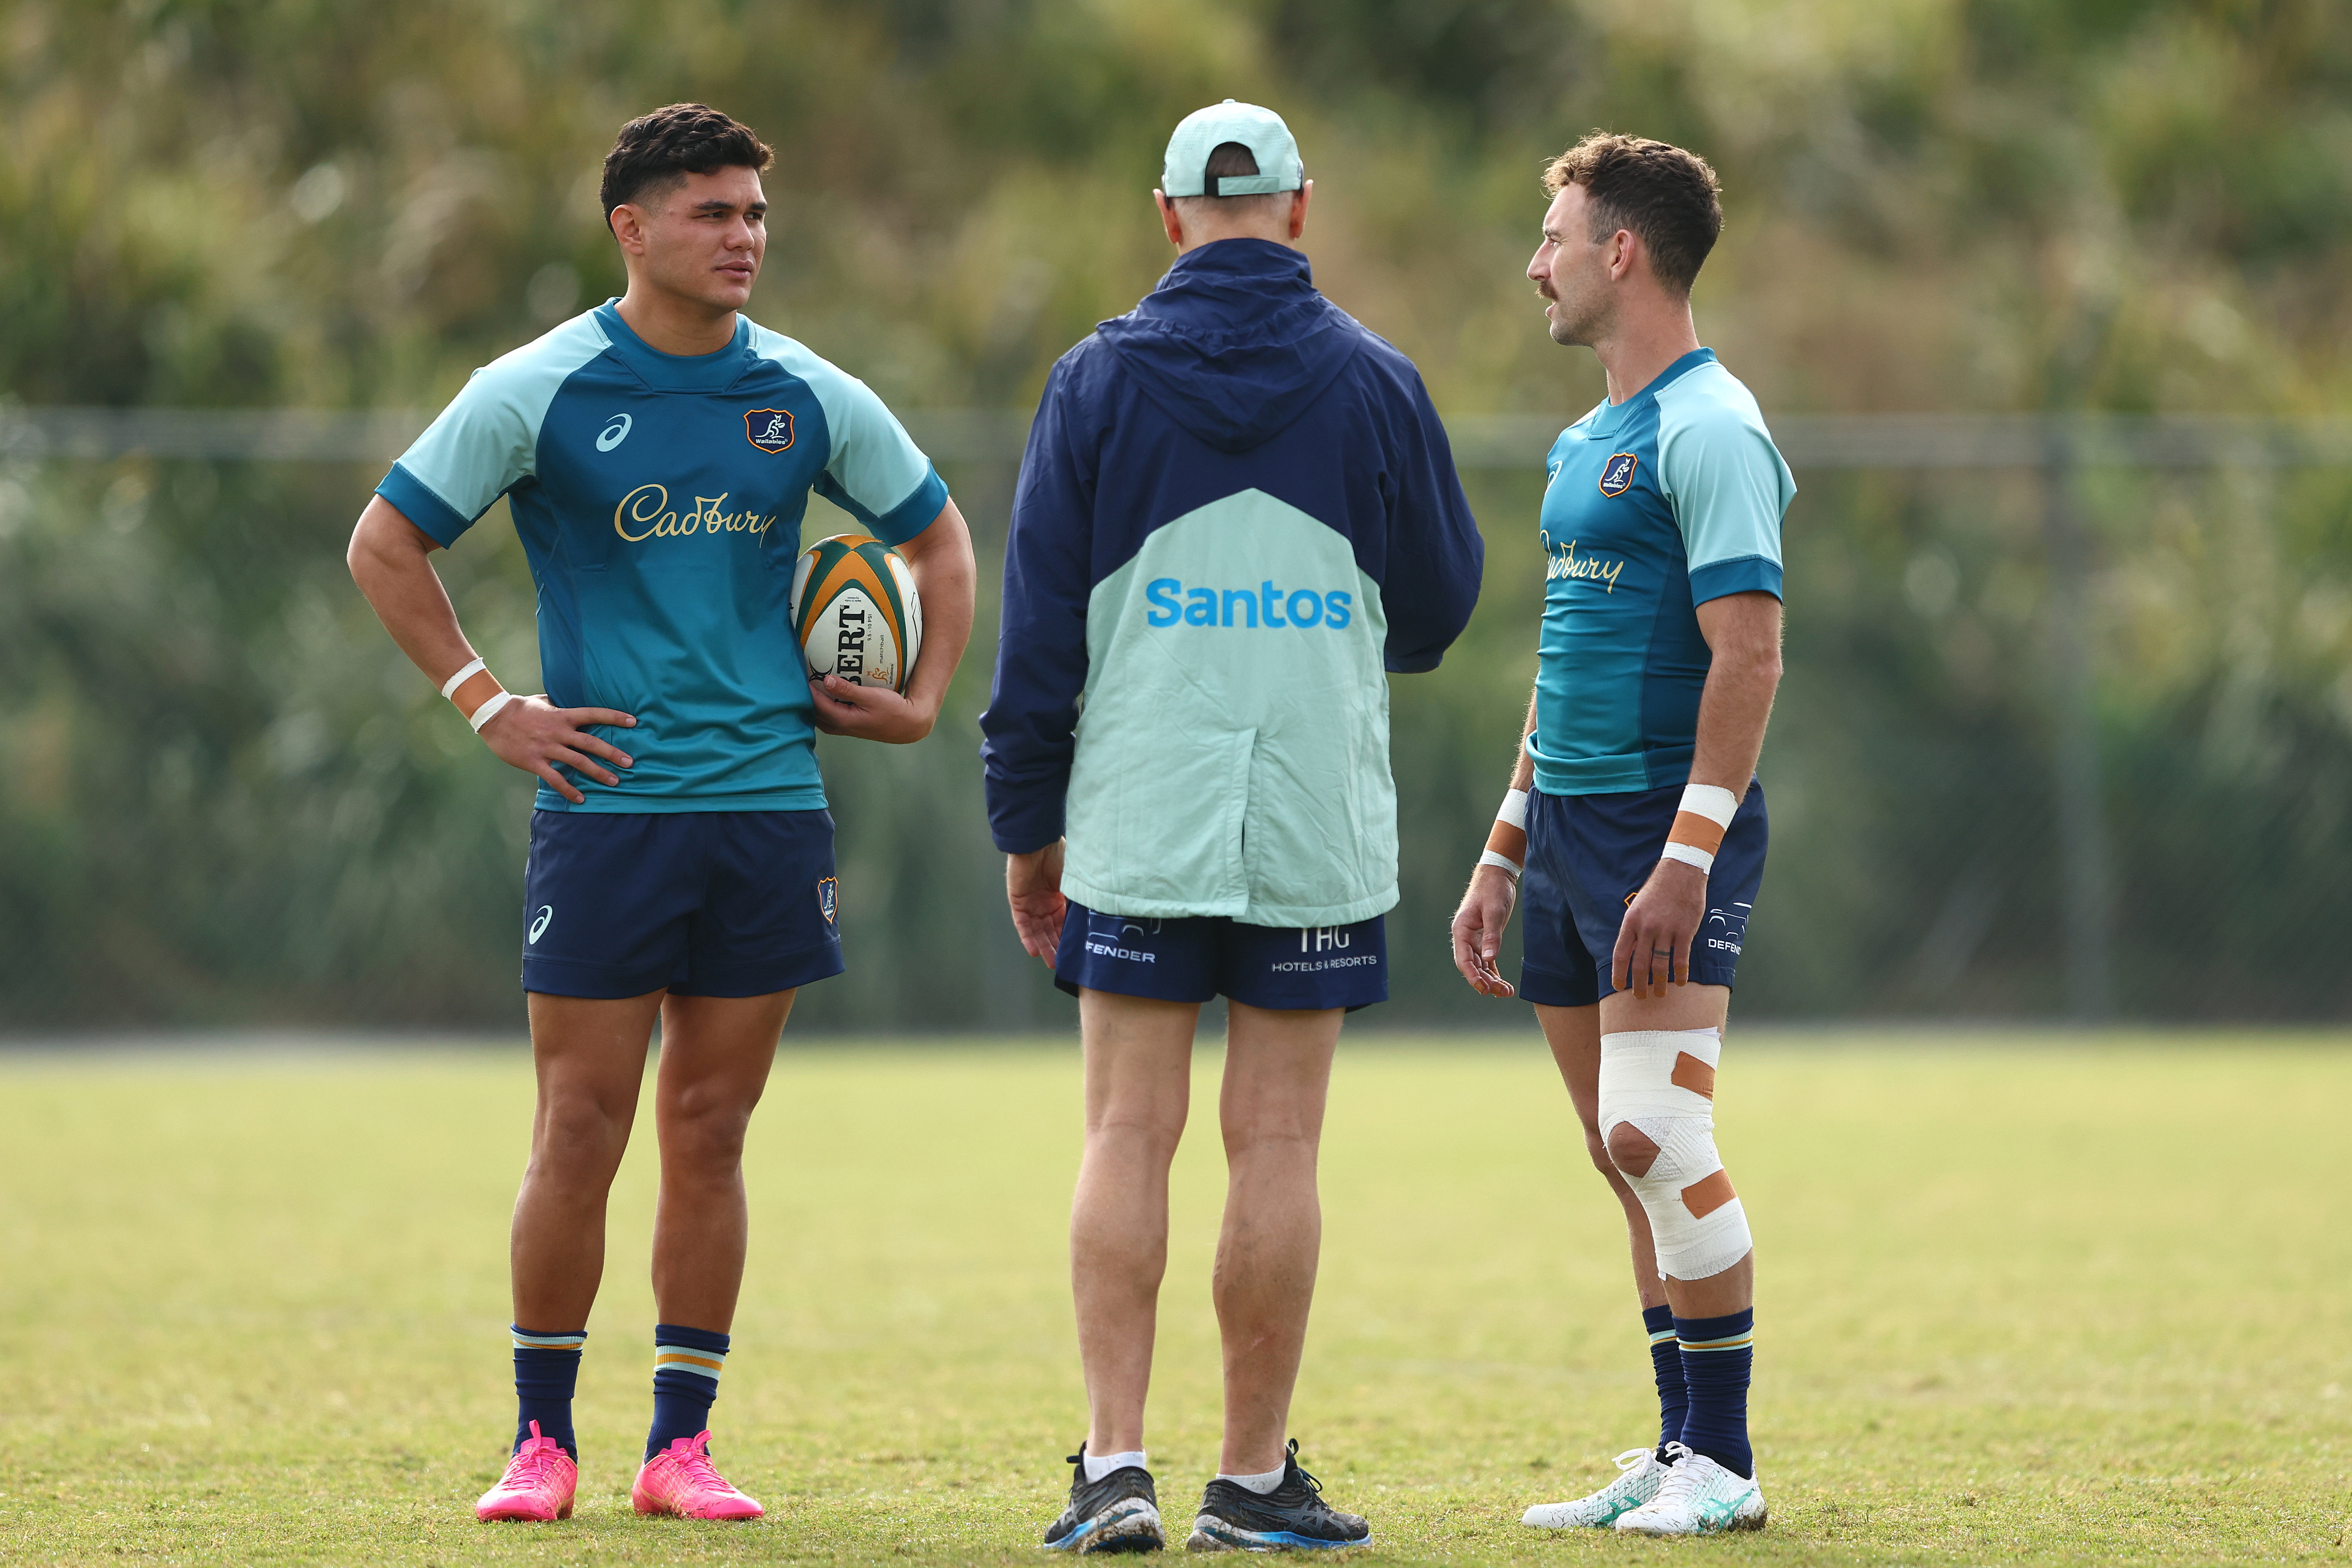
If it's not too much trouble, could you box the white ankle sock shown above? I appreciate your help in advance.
[1082,1449,1146,1482]
[1216,1463,1286,1495]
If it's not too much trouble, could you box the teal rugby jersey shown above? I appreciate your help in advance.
[376,301,948,814]
[1528,348,1794,796]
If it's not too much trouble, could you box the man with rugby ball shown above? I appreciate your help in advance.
[347,104,974,1524]
[982,101,1483,1552]
[1450,134,1792,1537]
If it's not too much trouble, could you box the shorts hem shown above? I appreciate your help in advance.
[524,943,844,1000]
[1053,972,1216,1005]
[668,943,845,997]
[1517,962,1600,1008]
[1590,965,1741,1002]
[1228,982,1387,1012]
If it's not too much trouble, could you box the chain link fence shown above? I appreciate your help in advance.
[1,408,2347,1029]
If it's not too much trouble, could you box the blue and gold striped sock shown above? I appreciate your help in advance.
[646,1323,729,1461]
[1673,1308,1755,1478]
[512,1326,586,1457]
[1642,1304,1688,1461]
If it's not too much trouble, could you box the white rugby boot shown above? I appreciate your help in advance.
[1520,1447,1669,1529]
[1611,1443,1766,1535]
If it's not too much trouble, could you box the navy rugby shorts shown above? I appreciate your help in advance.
[1054,900,1388,1012]
[1517,781,1768,1007]
[520,809,845,999]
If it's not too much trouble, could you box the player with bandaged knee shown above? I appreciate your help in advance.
[1449,133,1794,1537]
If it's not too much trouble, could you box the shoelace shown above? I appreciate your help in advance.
[504,1443,563,1489]
[668,1436,733,1493]
[1282,1439,1328,1501]
[1608,1448,1653,1478]
[1645,1442,1703,1508]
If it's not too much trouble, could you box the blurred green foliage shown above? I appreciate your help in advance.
[1,0,2348,1028]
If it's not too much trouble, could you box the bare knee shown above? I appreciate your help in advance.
[659,1093,756,1176]
[1581,1122,1618,1180]
[1086,1103,1187,1170]
[1605,1121,1661,1179]
[533,1094,633,1182]
[1221,1100,1322,1162]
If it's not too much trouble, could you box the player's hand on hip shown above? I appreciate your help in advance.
[809,673,935,743]
[1612,857,1707,1000]
[477,696,636,806]
[1450,863,1519,997]
[1005,841,1067,967]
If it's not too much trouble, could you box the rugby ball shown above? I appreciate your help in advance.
[789,533,923,694]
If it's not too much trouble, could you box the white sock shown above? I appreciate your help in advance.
[1083,1449,1146,1483]
[1216,1463,1286,1495]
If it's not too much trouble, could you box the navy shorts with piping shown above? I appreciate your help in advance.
[1054,900,1388,1012]
[1517,781,1768,1007]
[521,809,844,999]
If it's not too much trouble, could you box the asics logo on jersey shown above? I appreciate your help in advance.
[745,408,796,453]
[595,414,632,452]
[529,906,553,943]
[1540,531,1626,593]
[613,484,780,543]
[1143,578,1355,630]
[1598,452,1640,496]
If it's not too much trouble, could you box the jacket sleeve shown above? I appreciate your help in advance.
[1379,367,1484,673]
[979,358,1097,854]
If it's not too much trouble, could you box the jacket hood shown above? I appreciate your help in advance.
[1095,238,1362,454]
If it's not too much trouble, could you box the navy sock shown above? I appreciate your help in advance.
[646,1323,730,1461]
[512,1325,586,1458]
[1642,1304,1688,1461]
[1673,1308,1755,1478]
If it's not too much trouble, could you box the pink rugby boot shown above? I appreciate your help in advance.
[474,1421,577,1521]
[632,1430,765,1519]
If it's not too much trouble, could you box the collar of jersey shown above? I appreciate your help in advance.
[1586,347,1717,437]
[593,300,758,392]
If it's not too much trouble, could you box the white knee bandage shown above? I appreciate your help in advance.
[1597,1029,1751,1282]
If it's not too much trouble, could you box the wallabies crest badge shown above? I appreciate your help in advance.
[1598,452,1639,497]
[746,409,796,453]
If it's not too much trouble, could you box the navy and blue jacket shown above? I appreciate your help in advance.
[980,239,1483,925]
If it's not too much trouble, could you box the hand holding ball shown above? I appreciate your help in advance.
[790,533,923,695]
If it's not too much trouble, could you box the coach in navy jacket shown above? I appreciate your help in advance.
[984,105,1484,1549]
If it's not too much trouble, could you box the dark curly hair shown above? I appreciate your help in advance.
[600,103,774,221]
[1542,133,1723,294]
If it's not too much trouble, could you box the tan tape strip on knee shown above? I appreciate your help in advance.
[1596,1029,1720,1126]
[1680,1167,1737,1218]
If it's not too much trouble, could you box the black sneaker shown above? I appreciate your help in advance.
[1043,1446,1165,1553]
[1187,1440,1370,1551]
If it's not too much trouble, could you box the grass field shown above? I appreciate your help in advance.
[1,1033,2347,1566]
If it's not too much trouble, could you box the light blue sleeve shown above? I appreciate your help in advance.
[1655,366,1795,604]
[754,331,948,547]
[374,314,610,547]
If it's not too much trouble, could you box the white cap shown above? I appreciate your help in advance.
[1160,100,1303,198]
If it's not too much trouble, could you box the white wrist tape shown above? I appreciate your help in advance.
[1477,849,1523,878]
[1597,1028,1751,1282]
[1497,787,1530,829]
[467,690,519,733]
[1660,841,1715,873]
[1679,783,1740,827]
[439,657,487,700]
[1662,783,1741,875]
